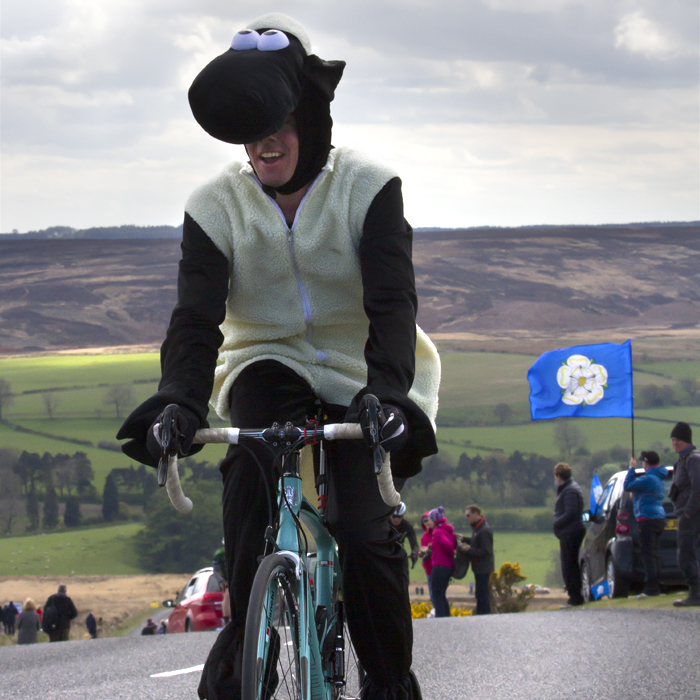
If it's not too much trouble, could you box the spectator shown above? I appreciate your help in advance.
[390,502,420,568]
[669,422,700,607]
[86,612,98,639]
[44,584,78,642]
[157,620,168,634]
[3,602,18,635]
[553,463,586,607]
[419,513,435,609]
[221,581,231,627]
[213,538,228,581]
[459,505,494,615]
[16,599,40,645]
[141,618,158,635]
[425,506,457,617]
[624,451,668,597]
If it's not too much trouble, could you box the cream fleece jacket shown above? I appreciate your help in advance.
[186,146,441,424]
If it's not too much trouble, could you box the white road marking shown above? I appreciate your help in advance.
[150,664,204,678]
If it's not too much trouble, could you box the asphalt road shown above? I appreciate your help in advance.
[1,608,698,700]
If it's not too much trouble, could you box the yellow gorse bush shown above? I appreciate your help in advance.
[410,601,473,619]
[488,561,535,613]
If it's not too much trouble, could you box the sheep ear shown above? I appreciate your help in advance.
[302,55,345,101]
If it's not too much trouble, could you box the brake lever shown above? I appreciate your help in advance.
[157,404,181,487]
[367,397,385,475]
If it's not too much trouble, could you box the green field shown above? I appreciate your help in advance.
[0,353,161,390]
[0,523,146,575]
[0,353,230,491]
[0,350,696,494]
[636,360,700,380]
[406,531,557,588]
[0,522,557,586]
[435,416,687,461]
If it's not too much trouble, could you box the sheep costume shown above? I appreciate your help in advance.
[118,13,437,700]
[118,12,441,479]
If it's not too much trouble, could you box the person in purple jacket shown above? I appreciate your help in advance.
[624,450,668,597]
[426,506,457,617]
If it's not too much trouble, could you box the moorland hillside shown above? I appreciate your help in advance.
[1,223,698,356]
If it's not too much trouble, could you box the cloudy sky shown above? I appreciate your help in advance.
[2,0,698,232]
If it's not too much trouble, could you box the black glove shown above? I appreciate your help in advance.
[410,550,418,568]
[146,404,200,463]
[358,395,409,454]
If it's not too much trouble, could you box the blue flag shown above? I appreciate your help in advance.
[590,473,603,516]
[592,579,610,600]
[527,340,634,420]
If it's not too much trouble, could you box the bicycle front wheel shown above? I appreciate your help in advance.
[242,553,304,700]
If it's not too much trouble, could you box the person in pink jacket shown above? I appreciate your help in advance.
[425,506,457,617]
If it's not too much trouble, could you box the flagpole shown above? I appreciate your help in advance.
[631,417,635,458]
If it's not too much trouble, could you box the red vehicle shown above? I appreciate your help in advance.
[163,567,224,632]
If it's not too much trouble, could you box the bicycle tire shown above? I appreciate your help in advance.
[242,553,304,700]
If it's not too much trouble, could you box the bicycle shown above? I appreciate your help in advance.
[156,398,401,700]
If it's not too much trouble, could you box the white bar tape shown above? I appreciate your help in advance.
[376,454,401,507]
[166,455,193,514]
[193,427,240,444]
[324,423,362,440]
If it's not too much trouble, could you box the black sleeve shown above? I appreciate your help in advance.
[345,177,437,477]
[359,177,417,398]
[405,521,419,551]
[116,213,230,466]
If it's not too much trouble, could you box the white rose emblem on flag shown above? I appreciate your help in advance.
[556,354,608,406]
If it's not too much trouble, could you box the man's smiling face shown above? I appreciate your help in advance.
[245,114,299,188]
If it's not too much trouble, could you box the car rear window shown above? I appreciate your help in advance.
[207,573,223,593]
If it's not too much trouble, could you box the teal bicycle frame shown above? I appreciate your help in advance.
[255,443,349,700]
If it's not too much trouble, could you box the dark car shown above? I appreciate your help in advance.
[163,567,224,632]
[579,466,700,600]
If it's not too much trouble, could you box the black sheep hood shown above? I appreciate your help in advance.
[188,13,345,146]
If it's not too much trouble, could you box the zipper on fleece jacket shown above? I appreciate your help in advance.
[244,169,329,362]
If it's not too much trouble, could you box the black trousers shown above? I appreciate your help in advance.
[474,572,492,614]
[638,518,666,595]
[677,513,700,593]
[219,361,412,688]
[430,565,452,617]
[559,529,585,604]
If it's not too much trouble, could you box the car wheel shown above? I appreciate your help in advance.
[606,556,630,598]
[581,561,593,603]
[185,618,193,633]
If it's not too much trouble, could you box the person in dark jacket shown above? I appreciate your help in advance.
[44,584,78,642]
[3,602,17,635]
[16,598,40,645]
[669,422,700,607]
[141,618,158,635]
[553,463,586,607]
[459,505,494,615]
[624,451,668,597]
[390,502,419,567]
[85,612,97,639]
